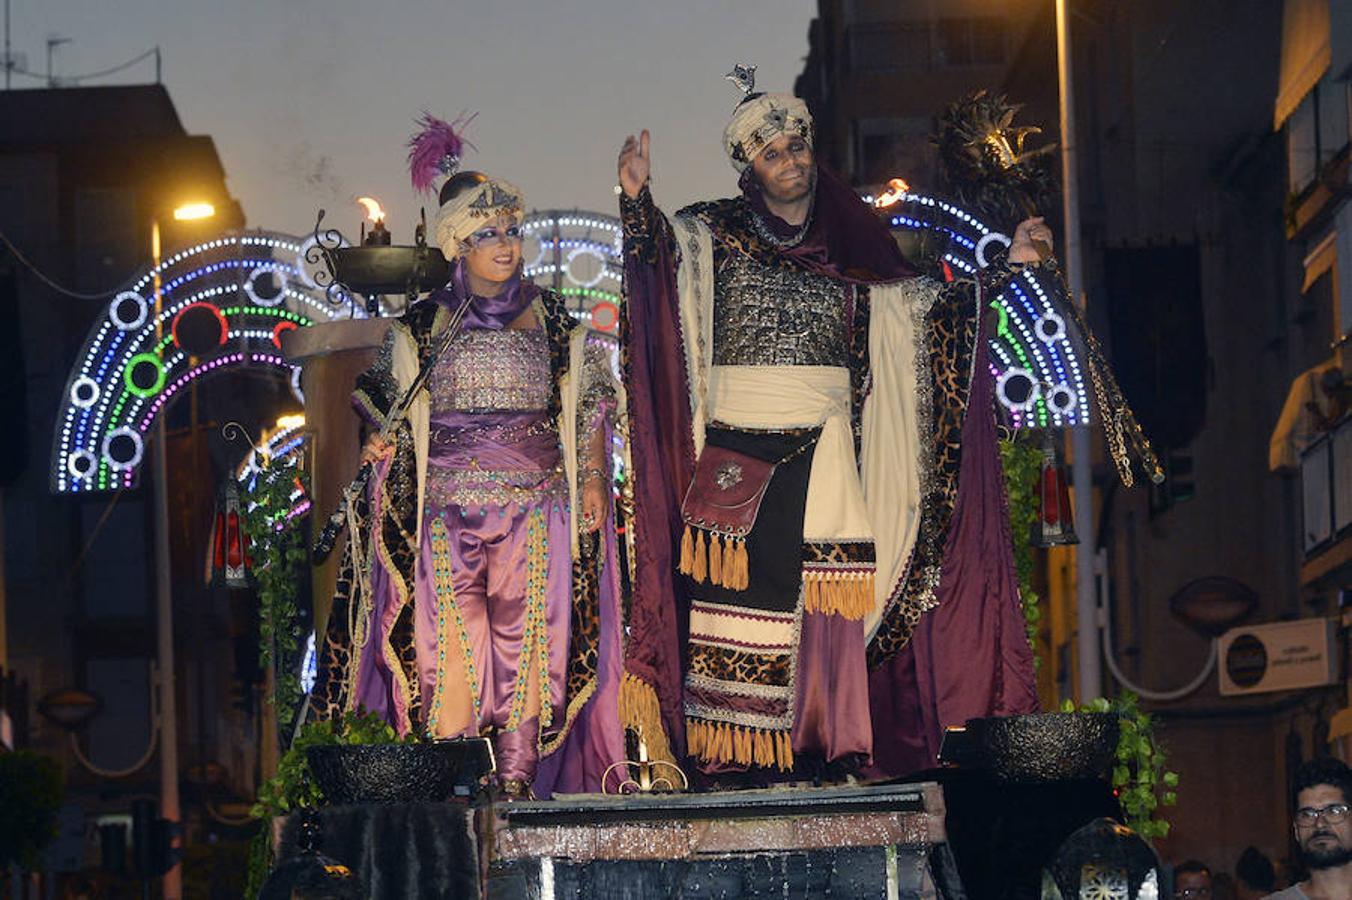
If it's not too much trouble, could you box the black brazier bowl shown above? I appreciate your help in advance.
[306,740,490,804]
[964,711,1119,784]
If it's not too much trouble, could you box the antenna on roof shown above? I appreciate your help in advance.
[46,35,70,88]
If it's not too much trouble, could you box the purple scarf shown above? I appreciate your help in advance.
[740,163,917,284]
[431,258,539,331]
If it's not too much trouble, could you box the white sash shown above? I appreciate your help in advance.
[708,365,873,544]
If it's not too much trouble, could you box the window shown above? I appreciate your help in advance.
[80,499,149,619]
[1318,80,1349,165]
[937,17,1007,67]
[1287,77,1350,194]
[85,658,152,772]
[74,187,137,295]
[1103,244,1207,450]
[849,24,929,72]
[848,18,1006,72]
[1289,94,1317,193]
[853,117,934,186]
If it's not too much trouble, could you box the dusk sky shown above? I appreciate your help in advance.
[10,1,817,238]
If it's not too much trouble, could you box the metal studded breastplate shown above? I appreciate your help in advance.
[712,253,849,366]
[427,327,551,413]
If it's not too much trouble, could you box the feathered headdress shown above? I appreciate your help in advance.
[933,91,1056,226]
[407,111,476,194]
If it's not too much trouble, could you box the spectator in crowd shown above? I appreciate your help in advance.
[1174,859,1213,898]
[1265,758,1352,899]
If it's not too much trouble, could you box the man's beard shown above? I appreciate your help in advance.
[1300,834,1352,870]
[759,166,815,206]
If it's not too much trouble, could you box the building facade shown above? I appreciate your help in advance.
[0,83,272,891]
[801,0,1344,882]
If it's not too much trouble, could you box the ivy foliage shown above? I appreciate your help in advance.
[251,710,412,820]
[999,435,1043,668]
[1064,692,1179,840]
[239,464,309,730]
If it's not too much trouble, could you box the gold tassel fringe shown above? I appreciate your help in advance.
[686,717,794,772]
[679,524,695,577]
[727,537,749,591]
[708,532,723,586]
[680,526,751,591]
[802,570,875,620]
[618,673,678,767]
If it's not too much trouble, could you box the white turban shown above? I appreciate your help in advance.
[722,93,813,172]
[434,177,525,260]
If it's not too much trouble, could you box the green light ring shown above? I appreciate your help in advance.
[123,353,166,399]
[991,299,1050,426]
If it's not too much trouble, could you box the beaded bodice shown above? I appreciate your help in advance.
[427,327,551,414]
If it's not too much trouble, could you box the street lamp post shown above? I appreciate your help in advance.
[151,201,215,900]
[1054,0,1102,703]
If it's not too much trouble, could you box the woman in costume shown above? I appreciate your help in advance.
[311,117,626,797]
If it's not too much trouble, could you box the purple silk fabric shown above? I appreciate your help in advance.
[348,364,627,793]
[414,498,573,784]
[794,611,873,763]
[533,420,628,797]
[427,411,559,473]
[349,454,409,731]
[429,259,539,331]
[619,229,696,758]
[866,301,1040,778]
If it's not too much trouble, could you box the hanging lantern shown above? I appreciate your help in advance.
[209,478,253,588]
[1041,817,1161,900]
[1033,431,1079,547]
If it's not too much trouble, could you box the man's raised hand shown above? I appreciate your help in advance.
[618,129,651,200]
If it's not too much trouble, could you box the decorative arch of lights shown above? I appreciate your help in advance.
[884,192,1090,429]
[521,209,623,331]
[51,230,362,494]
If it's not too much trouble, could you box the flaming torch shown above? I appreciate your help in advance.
[872,177,911,209]
[357,196,391,246]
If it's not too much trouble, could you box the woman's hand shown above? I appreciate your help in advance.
[581,474,607,533]
[360,434,395,466]
[1009,216,1054,264]
[618,130,651,200]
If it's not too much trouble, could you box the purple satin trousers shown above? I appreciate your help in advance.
[414,496,573,784]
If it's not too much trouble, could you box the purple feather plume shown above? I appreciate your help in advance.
[407,111,476,194]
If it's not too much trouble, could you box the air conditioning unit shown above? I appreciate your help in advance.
[1218,617,1339,696]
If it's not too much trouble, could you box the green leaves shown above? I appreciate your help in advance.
[240,464,310,730]
[250,710,411,820]
[1000,436,1046,669]
[1071,691,1179,843]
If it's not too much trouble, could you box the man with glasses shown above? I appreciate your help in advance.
[1266,758,1352,898]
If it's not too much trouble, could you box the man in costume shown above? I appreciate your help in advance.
[312,118,626,797]
[617,70,1044,779]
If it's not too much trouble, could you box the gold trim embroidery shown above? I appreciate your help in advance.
[428,514,480,730]
[506,507,552,732]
